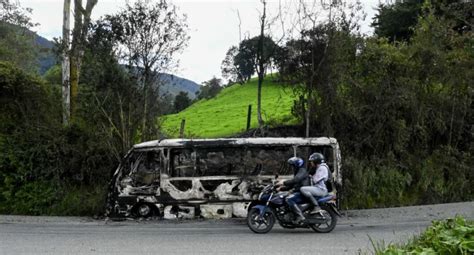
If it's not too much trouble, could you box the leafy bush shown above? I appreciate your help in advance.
[0,61,116,216]
[49,185,108,216]
[343,146,473,210]
[375,217,474,255]
[0,181,57,215]
[343,156,413,209]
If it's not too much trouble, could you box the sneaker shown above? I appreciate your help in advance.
[309,206,322,214]
[292,215,305,224]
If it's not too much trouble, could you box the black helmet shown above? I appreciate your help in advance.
[287,157,304,168]
[309,153,325,164]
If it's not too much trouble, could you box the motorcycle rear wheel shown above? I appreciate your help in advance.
[309,205,337,233]
[247,207,275,234]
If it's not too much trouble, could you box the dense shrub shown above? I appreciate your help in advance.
[343,146,473,209]
[375,216,474,254]
[334,3,473,209]
[0,61,116,216]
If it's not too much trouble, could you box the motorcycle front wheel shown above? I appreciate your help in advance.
[247,207,275,234]
[309,205,337,233]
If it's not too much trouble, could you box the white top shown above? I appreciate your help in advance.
[312,163,329,191]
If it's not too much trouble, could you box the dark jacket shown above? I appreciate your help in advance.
[283,167,310,192]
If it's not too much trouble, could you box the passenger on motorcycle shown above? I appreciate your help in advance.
[300,153,329,214]
[276,157,310,224]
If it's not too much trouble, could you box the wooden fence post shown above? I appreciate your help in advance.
[179,119,185,138]
[246,105,252,130]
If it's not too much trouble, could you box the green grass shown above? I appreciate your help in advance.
[161,77,299,138]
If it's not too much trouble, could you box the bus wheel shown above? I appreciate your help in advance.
[133,203,156,218]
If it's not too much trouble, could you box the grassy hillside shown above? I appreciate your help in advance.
[161,77,299,138]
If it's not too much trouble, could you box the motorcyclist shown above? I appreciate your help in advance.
[277,156,310,224]
[300,153,329,214]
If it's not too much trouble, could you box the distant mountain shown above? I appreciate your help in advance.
[33,33,200,98]
[35,33,56,74]
[159,73,200,99]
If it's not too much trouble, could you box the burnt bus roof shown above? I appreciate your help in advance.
[133,137,338,150]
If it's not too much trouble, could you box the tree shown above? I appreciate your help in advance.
[0,61,57,133]
[61,0,70,125]
[372,0,472,43]
[197,77,223,100]
[221,46,241,83]
[372,0,424,42]
[221,36,279,85]
[0,0,36,28]
[255,0,267,129]
[107,0,189,141]
[77,19,144,158]
[0,0,38,73]
[277,1,364,137]
[61,0,98,125]
[173,91,192,112]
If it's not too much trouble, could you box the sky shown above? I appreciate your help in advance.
[20,0,383,84]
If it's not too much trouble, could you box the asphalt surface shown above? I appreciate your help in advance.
[0,202,473,255]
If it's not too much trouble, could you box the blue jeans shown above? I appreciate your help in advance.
[286,192,305,207]
[300,186,328,206]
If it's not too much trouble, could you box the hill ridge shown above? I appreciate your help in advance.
[161,77,298,138]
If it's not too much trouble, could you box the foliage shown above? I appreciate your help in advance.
[49,185,108,216]
[343,145,472,209]
[43,64,62,85]
[105,0,189,141]
[0,62,116,215]
[0,125,115,215]
[161,77,298,138]
[343,156,413,209]
[372,0,473,42]
[0,0,37,28]
[372,0,424,42]
[0,61,57,131]
[221,36,279,84]
[107,0,189,73]
[173,91,192,112]
[0,0,39,73]
[337,1,473,208]
[277,0,364,137]
[374,217,474,255]
[197,77,223,100]
[78,20,146,158]
[221,46,240,83]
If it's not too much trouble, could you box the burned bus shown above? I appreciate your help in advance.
[106,137,342,219]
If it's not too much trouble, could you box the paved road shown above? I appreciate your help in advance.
[0,202,472,255]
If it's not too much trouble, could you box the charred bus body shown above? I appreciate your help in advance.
[106,137,342,219]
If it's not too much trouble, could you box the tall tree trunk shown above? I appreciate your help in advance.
[305,95,311,137]
[256,0,267,130]
[306,38,317,138]
[70,55,79,119]
[69,0,98,122]
[62,0,71,125]
[70,0,82,121]
[141,70,149,142]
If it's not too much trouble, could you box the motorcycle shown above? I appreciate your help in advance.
[247,181,341,234]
